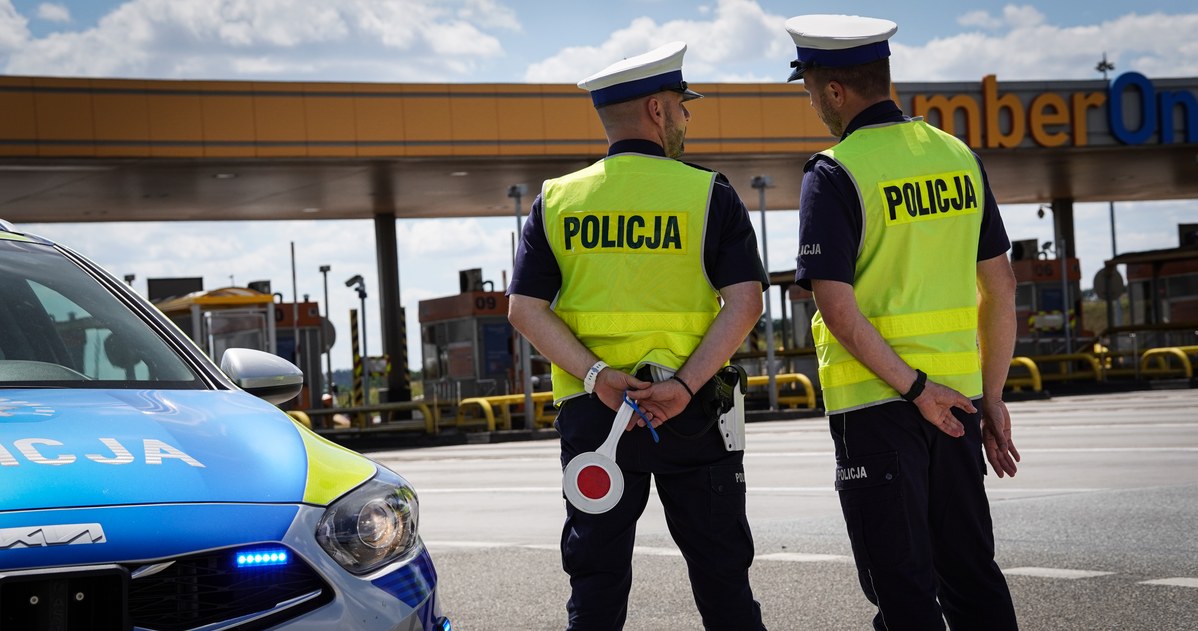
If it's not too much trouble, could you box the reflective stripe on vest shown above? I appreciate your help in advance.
[812,120,985,414]
[543,153,720,403]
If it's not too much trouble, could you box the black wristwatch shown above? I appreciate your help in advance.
[901,369,927,403]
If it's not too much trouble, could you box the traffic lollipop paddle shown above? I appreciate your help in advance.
[563,400,635,514]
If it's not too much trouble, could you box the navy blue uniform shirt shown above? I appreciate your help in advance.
[794,100,1010,291]
[508,139,767,300]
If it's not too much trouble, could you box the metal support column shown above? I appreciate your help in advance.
[1051,199,1076,355]
[372,162,411,405]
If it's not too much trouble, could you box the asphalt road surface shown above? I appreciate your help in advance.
[368,388,1198,630]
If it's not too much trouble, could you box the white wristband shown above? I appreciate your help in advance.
[583,360,608,394]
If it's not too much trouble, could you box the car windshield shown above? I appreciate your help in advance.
[0,236,202,388]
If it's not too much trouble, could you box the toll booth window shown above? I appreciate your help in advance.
[447,320,474,343]
[1039,287,1064,312]
[422,342,441,379]
[204,311,268,359]
[480,322,513,379]
[1129,280,1151,325]
[1165,273,1198,298]
[1015,284,1034,310]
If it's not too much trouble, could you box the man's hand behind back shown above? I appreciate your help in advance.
[980,397,1020,477]
[913,380,974,438]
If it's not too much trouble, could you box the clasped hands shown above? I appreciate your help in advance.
[592,367,691,431]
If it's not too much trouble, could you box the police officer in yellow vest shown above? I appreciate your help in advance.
[785,15,1021,631]
[508,41,769,631]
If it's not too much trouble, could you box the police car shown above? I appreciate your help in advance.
[0,221,449,631]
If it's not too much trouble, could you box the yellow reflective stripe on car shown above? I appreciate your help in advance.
[295,422,376,505]
[0,231,35,242]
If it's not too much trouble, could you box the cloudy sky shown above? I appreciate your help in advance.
[3,0,1198,371]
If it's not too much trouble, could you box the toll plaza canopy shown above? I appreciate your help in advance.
[1,71,1195,405]
[0,72,1196,222]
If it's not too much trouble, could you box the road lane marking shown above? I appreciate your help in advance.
[757,552,852,563]
[425,540,520,548]
[984,487,1102,494]
[1044,423,1198,430]
[1004,567,1114,579]
[424,544,1195,588]
[1139,578,1198,588]
[633,546,683,557]
[426,541,852,563]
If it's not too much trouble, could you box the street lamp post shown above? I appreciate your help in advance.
[320,265,332,394]
[509,184,535,430]
[1097,52,1123,335]
[750,175,778,412]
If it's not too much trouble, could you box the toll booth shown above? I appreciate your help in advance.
[1101,223,1198,349]
[419,269,518,403]
[1010,239,1083,355]
[153,287,277,359]
[274,300,327,409]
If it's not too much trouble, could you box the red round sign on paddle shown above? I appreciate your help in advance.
[562,402,633,514]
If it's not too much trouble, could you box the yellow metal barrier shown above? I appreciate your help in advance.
[1139,346,1197,379]
[1006,357,1043,393]
[286,410,313,429]
[746,373,817,409]
[306,401,439,434]
[457,392,555,431]
[1019,353,1103,384]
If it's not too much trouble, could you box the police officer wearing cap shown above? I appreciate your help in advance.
[508,41,768,631]
[783,14,1021,631]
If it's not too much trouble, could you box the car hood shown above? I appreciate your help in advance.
[0,389,370,511]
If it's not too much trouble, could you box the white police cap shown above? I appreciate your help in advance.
[578,41,703,108]
[784,14,898,82]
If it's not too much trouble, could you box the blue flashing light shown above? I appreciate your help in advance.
[235,547,290,568]
[438,617,452,631]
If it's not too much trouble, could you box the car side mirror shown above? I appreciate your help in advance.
[220,348,304,405]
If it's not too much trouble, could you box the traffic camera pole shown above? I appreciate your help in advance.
[751,176,778,412]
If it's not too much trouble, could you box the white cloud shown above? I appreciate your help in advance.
[458,0,521,32]
[0,0,28,52]
[958,10,1002,30]
[1001,4,1046,29]
[1,0,516,80]
[36,3,70,23]
[524,0,790,83]
[895,10,1198,81]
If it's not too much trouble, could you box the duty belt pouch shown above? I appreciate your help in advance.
[714,365,747,452]
[648,364,745,450]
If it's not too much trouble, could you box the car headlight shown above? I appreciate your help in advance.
[315,466,420,575]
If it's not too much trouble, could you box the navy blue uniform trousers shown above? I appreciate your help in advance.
[831,401,1018,631]
[556,394,765,631]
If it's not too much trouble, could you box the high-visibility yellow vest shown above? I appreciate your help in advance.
[811,120,985,413]
[543,153,721,403]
